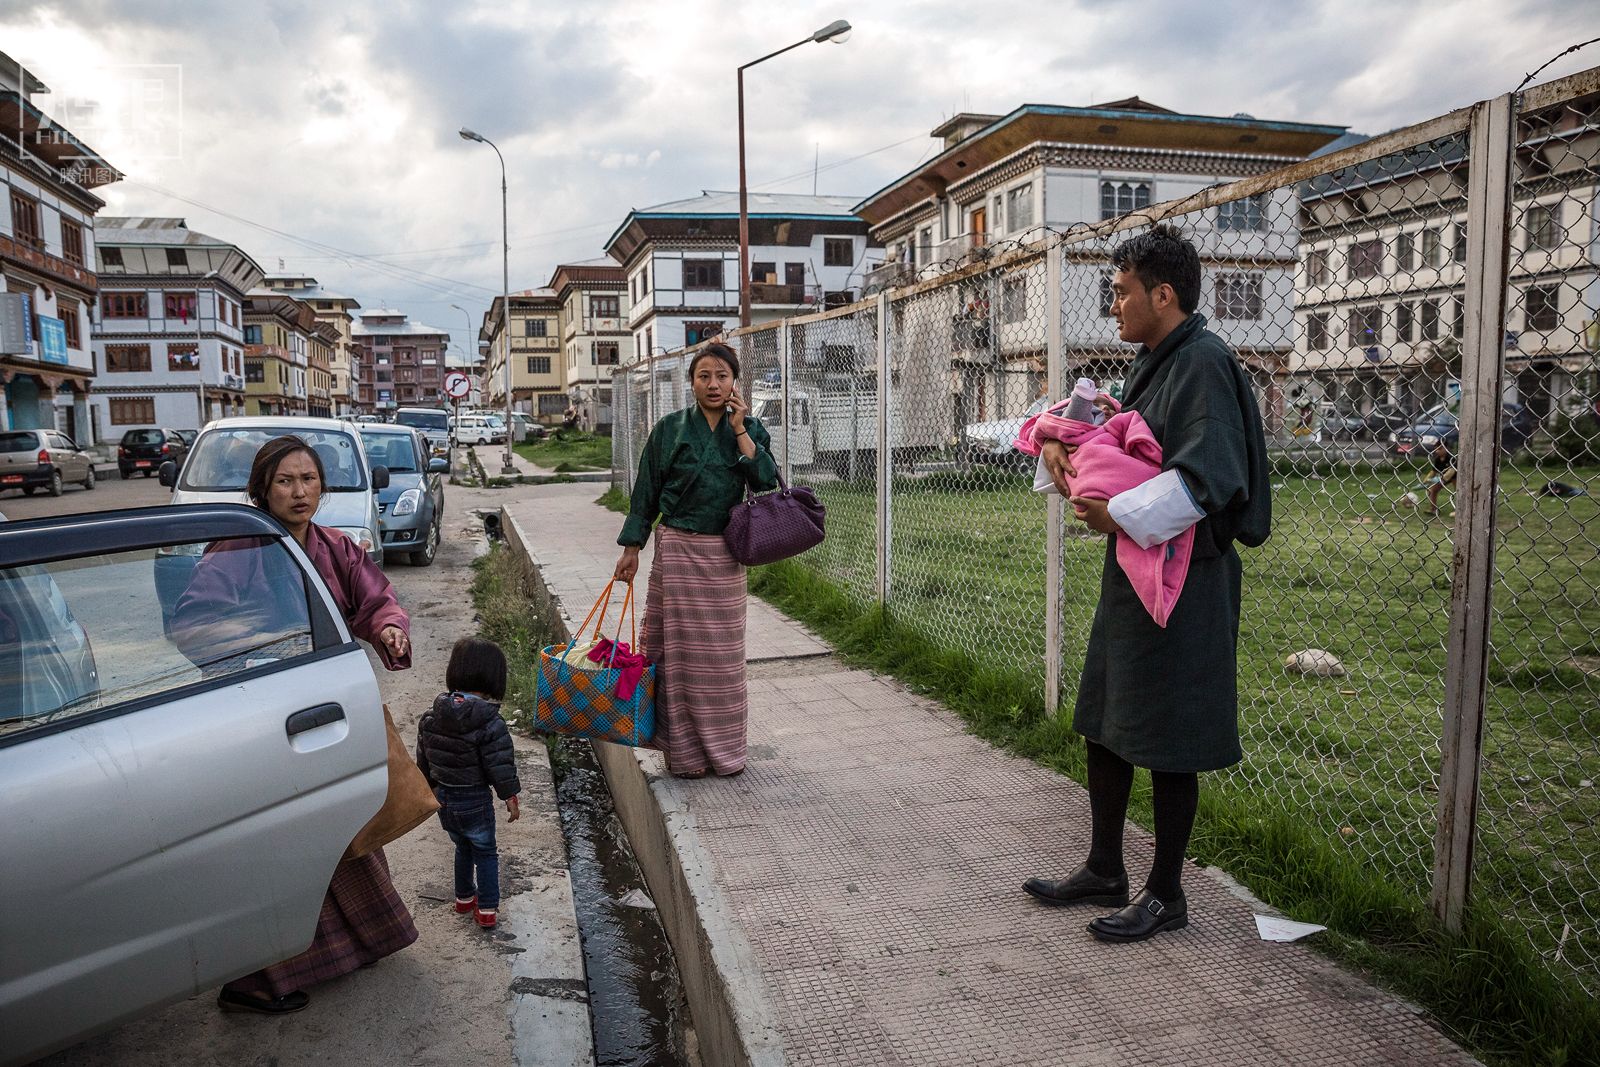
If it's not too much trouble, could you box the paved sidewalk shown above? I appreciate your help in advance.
[505,483,1477,1067]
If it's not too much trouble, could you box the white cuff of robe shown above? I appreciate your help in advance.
[1107,469,1205,549]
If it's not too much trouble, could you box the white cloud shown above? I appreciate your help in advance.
[3,0,1595,357]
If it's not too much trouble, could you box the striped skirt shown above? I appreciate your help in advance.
[643,526,749,776]
[223,848,418,999]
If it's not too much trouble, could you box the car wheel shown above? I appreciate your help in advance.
[119,467,130,480]
[410,519,439,567]
[48,470,64,497]
[83,466,96,490]
[143,470,153,478]
[22,486,36,496]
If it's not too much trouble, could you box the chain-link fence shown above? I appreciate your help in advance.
[609,67,1600,996]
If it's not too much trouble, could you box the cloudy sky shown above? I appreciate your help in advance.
[4,0,1594,357]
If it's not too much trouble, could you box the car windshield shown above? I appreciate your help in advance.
[360,432,418,473]
[395,411,448,431]
[180,428,368,491]
[0,432,38,453]
[123,429,164,446]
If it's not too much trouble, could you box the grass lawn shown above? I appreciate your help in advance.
[753,458,1599,1063]
[514,431,614,472]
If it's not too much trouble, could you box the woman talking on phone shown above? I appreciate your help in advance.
[614,341,778,777]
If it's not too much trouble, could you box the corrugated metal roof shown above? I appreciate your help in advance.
[94,217,236,247]
[634,190,861,217]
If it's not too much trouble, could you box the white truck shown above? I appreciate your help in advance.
[749,380,940,478]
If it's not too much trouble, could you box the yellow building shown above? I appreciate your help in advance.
[480,288,565,423]
[243,290,312,416]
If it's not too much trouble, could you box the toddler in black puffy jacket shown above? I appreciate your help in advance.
[416,637,522,929]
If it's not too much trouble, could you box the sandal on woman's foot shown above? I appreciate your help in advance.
[671,768,707,779]
[217,988,310,1014]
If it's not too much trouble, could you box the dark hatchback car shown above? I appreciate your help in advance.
[1394,401,1537,457]
[119,428,188,479]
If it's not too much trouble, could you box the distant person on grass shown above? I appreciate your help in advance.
[1424,438,1456,515]
[1025,225,1271,943]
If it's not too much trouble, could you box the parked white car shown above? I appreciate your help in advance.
[0,503,389,1064]
[160,416,388,566]
[454,414,505,446]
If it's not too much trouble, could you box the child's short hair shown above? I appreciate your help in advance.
[446,636,507,699]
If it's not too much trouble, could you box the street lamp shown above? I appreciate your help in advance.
[459,127,517,474]
[738,18,851,327]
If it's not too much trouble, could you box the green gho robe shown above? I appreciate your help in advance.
[619,407,779,547]
[1073,313,1271,772]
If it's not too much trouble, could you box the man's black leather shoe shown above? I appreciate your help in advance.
[1086,889,1188,942]
[1022,865,1129,907]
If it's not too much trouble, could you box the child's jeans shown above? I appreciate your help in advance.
[436,786,499,909]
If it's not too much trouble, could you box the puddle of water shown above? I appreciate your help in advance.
[551,736,691,1067]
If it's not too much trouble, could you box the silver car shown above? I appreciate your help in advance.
[0,428,96,497]
[161,416,388,565]
[0,503,388,1065]
[360,426,447,566]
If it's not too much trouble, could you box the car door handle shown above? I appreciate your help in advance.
[286,703,346,736]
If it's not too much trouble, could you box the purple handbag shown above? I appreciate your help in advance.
[723,472,827,565]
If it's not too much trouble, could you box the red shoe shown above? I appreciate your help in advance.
[454,896,476,915]
[475,907,498,929]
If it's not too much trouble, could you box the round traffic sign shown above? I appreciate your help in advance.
[444,371,471,399]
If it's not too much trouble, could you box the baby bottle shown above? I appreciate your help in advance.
[1063,377,1099,423]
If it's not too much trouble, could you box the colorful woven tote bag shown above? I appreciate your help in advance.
[535,580,656,746]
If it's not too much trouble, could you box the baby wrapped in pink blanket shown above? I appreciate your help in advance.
[1016,398,1193,627]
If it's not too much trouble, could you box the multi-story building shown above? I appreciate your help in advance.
[91,218,260,434]
[551,258,630,431]
[479,288,564,423]
[244,289,313,416]
[1,53,120,440]
[259,273,361,415]
[854,99,1346,432]
[351,308,448,414]
[1293,108,1599,426]
[307,320,337,417]
[603,191,879,358]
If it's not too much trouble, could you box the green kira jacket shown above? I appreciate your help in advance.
[619,407,780,548]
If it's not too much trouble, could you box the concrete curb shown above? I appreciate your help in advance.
[499,506,787,1067]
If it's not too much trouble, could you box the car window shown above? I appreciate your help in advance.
[395,411,448,431]
[0,536,321,738]
[360,432,418,473]
[123,429,165,446]
[0,432,39,453]
[181,428,368,492]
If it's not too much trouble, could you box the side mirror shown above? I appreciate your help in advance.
[428,457,449,474]
[371,465,390,491]
[158,460,178,488]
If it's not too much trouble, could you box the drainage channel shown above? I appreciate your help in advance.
[547,735,695,1067]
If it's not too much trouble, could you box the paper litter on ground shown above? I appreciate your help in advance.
[1255,914,1327,942]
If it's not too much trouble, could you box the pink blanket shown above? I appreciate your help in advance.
[1016,404,1193,627]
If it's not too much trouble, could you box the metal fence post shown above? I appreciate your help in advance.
[1045,242,1064,716]
[876,293,891,606]
[1431,91,1516,933]
[780,320,793,484]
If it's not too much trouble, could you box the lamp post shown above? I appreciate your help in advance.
[738,18,851,327]
[459,127,518,474]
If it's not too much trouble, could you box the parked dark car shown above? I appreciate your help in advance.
[175,429,198,450]
[118,428,188,479]
[0,429,96,497]
[1394,401,1537,457]
[1320,406,1368,441]
[1362,404,1413,440]
[359,426,447,566]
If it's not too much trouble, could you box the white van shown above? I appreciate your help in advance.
[455,414,505,446]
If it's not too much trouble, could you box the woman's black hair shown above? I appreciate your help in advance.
[247,435,325,510]
[446,636,508,700]
[689,341,740,381]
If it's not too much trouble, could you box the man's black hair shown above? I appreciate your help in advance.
[446,636,508,700]
[1112,223,1201,314]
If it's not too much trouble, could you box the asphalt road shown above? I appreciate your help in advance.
[22,472,584,1067]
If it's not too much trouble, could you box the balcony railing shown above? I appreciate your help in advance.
[863,261,914,294]
[748,282,813,306]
